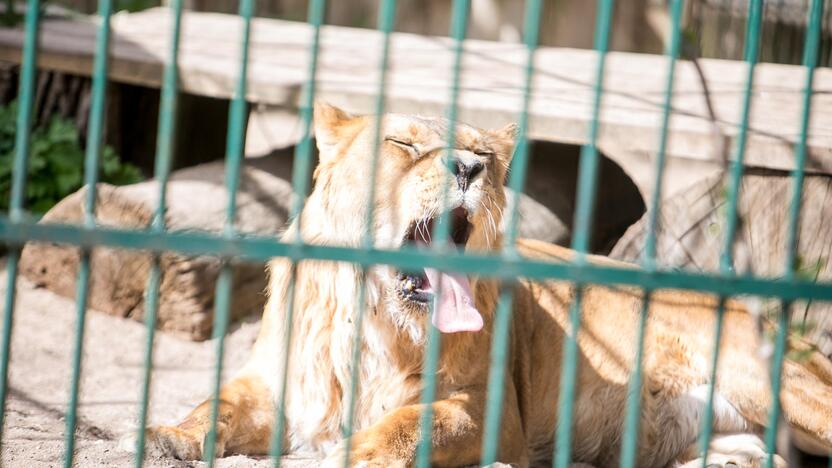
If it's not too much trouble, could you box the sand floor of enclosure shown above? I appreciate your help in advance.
[0,262,319,467]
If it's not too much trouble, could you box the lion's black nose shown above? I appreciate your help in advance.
[451,159,484,192]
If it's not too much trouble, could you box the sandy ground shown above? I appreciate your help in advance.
[0,262,320,468]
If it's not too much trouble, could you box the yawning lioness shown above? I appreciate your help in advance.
[137,104,832,467]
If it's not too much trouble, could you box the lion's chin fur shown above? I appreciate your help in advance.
[252,254,488,455]
[249,204,500,454]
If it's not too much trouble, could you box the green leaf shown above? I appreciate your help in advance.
[0,102,143,213]
[55,170,82,195]
[29,197,56,215]
[105,168,142,186]
[47,118,79,145]
[795,256,825,282]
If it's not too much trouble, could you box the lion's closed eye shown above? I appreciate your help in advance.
[384,137,422,159]
[385,137,418,153]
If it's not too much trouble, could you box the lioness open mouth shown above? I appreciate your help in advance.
[397,207,483,333]
[399,207,472,303]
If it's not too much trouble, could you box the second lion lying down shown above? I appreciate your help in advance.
[136,104,832,467]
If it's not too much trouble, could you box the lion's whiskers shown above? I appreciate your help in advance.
[478,198,499,248]
[477,200,493,246]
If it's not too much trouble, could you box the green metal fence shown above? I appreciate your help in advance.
[0,0,830,467]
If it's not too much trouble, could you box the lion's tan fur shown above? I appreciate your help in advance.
[139,105,832,467]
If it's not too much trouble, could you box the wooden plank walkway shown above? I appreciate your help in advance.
[0,7,829,173]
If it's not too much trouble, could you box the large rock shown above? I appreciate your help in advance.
[20,152,295,341]
[611,171,832,355]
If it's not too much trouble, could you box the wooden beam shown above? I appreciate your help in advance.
[0,7,829,173]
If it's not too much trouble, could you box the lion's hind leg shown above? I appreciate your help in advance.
[712,343,832,458]
[121,374,275,460]
[779,358,832,455]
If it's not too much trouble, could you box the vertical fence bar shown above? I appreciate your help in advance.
[710,0,765,421]
[762,1,824,467]
[567,0,614,259]
[0,0,40,451]
[202,0,254,465]
[64,1,113,466]
[821,0,832,67]
[285,0,325,226]
[269,0,326,464]
[618,1,685,467]
[132,1,183,465]
[767,0,785,63]
[478,0,543,464]
[698,1,763,465]
[780,0,823,330]
[203,264,233,466]
[553,1,614,467]
[339,1,397,466]
[697,296,728,464]
[414,1,470,467]
[479,289,515,465]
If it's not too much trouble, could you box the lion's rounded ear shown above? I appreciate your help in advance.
[313,102,353,155]
[490,122,519,167]
[493,122,519,143]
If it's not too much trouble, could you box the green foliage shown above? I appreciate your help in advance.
[115,0,159,13]
[0,0,24,27]
[762,311,817,363]
[793,254,827,333]
[787,347,815,363]
[0,100,143,215]
[795,255,827,282]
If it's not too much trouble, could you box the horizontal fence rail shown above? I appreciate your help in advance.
[0,0,830,467]
[0,219,831,302]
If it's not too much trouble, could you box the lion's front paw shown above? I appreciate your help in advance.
[678,453,786,468]
[675,434,786,468]
[119,426,203,460]
[678,434,788,468]
[321,436,407,468]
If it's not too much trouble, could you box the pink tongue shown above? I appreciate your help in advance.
[423,268,483,333]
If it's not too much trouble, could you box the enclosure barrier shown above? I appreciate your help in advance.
[0,0,829,468]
